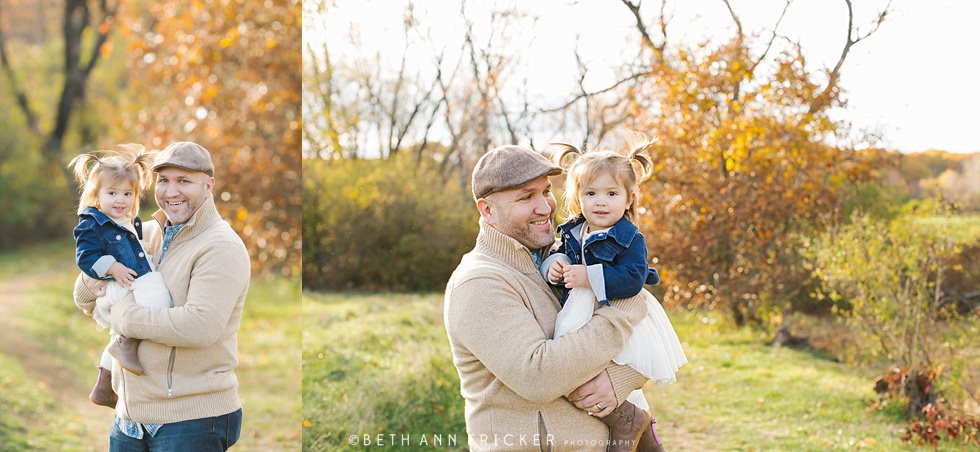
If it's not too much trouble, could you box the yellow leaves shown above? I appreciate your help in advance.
[99,42,112,59]
[863,437,877,445]
[219,37,233,48]
[202,85,219,102]
[303,419,312,428]
[236,208,248,221]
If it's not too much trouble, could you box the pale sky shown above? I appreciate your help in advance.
[309,0,980,153]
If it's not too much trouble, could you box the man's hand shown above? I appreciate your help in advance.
[547,259,567,284]
[568,370,617,418]
[107,263,137,288]
[82,274,109,297]
[562,264,591,289]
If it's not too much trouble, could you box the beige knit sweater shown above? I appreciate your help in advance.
[74,195,250,424]
[444,218,649,451]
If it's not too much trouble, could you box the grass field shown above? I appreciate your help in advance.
[0,240,301,450]
[303,292,979,451]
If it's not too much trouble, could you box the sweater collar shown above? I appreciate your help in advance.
[151,195,222,242]
[475,217,545,275]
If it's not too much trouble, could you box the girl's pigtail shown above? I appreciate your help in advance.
[131,146,157,193]
[113,143,156,192]
[628,139,656,184]
[67,153,102,192]
[550,142,583,170]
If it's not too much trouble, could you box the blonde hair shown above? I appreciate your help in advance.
[552,138,655,222]
[68,144,156,217]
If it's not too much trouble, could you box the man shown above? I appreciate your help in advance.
[444,145,655,451]
[74,141,250,451]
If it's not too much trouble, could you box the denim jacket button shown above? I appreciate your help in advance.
[139,252,145,258]
[116,235,122,240]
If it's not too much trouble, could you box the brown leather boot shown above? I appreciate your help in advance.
[636,416,667,452]
[600,401,650,452]
[89,366,117,408]
[108,335,144,376]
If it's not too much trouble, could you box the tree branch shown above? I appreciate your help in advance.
[721,0,743,41]
[573,43,591,150]
[82,0,117,77]
[0,4,41,135]
[621,0,666,54]
[747,0,792,75]
[808,0,890,114]
[539,70,655,113]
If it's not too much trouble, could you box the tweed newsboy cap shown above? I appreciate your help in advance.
[152,141,215,176]
[471,145,562,200]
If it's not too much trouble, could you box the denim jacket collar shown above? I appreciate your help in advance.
[557,215,638,249]
[80,206,143,239]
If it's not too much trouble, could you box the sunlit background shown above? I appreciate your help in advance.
[303,1,980,449]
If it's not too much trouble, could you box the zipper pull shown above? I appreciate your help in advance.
[168,388,173,398]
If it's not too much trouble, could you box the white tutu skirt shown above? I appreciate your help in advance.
[555,287,687,410]
[93,271,173,329]
[612,289,687,385]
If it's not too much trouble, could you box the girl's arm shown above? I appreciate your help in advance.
[587,234,649,303]
[539,234,571,284]
[73,217,116,280]
[540,253,570,284]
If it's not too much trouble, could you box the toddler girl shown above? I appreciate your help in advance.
[69,144,172,408]
[541,139,687,452]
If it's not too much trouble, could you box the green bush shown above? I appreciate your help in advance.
[302,156,479,292]
[805,202,971,369]
[0,107,72,249]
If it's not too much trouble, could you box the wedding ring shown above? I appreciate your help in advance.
[596,403,604,411]
[587,411,594,416]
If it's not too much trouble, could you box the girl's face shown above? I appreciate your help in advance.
[579,172,630,230]
[97,181,136,222]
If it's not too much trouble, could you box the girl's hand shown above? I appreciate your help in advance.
[107,263,137,288]
[562,264,591,289]
[547,259,567,284]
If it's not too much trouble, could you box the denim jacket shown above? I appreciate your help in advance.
[74,207,150,280]
[542,215,660,305]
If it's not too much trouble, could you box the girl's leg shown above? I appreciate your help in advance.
[601,398,666,452]
[90,344,117,408]
[599,400,650,452]
[108,273,171,376]
[108,334,144,376]
[100,344,114,369]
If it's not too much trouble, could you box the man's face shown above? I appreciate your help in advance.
[480,176,557,250]
[154,167,214,225]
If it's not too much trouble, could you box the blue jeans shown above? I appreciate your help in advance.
[109,409,242,451]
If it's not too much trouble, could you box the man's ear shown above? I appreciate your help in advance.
[476,198,494,225]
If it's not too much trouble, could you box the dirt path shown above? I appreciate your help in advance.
[0,268,112,450]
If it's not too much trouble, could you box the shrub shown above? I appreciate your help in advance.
[873,366,980,447]
[806,204,967,370]
[302,155,479,292]
[0,109,73,249]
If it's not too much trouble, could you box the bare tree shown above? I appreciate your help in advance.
[303,2,440,161]
[0,0,118,191]
[808,0,891,114]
